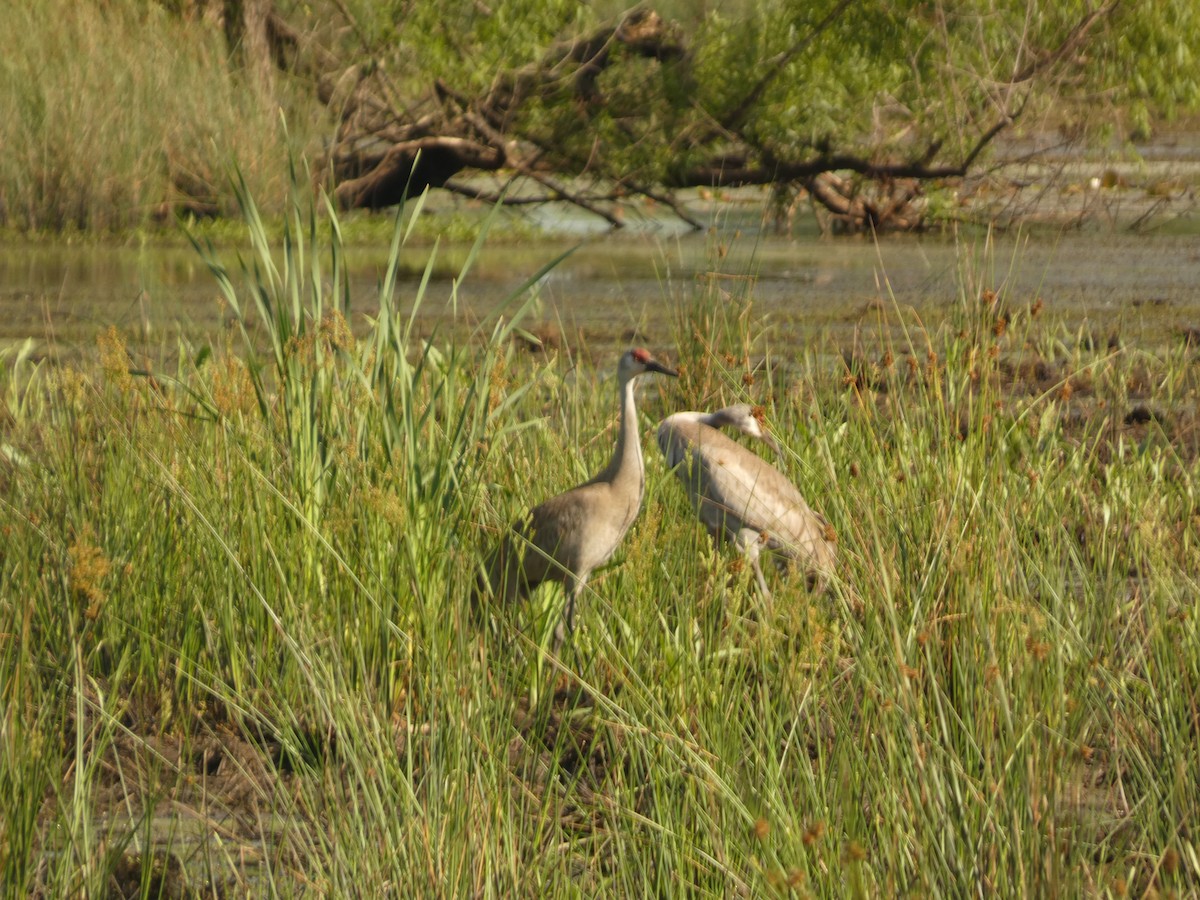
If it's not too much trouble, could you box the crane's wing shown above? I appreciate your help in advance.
[658,418,835,572]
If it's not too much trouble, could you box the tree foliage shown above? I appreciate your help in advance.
[299,0,1199,230]
[6,0,1199,230]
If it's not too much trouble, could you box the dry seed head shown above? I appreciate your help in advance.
[1059,382,1074,402]
[285,332,316,363]
[1025,635,1051,662]
[823,522,837,544]
[365,484,406,527]
[742,371,755,386]
[211,355,256,419]
[753,818,770,840]
[97,326,134,393]
[319,309,355,353]
[487,356,509,415]
[981,289,997,305]
[846,841,867,862]
[53,367,89,409]
[69,527,112,613]
[1163,847,1180,875]
[802,821,825,845]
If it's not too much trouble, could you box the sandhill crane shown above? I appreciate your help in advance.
[657,404,836,598]
[476,348,678,647]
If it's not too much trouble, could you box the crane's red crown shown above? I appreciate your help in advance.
[631,347,652,364]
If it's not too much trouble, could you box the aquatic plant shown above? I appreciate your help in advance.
[0,192,1197,896]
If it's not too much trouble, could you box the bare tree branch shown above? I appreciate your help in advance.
[1010,0,1118,84]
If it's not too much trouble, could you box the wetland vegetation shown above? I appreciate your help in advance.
[3,0,1200,896]
[2,182,1198,896]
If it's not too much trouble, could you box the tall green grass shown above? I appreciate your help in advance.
[1,191,1197,896]
[0,0,325,231]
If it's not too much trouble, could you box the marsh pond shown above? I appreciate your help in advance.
[2,223,1199,364]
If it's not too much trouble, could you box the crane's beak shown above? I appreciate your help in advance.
[751,407,784,455]
[645,358,679,378]
[760,430,783,456]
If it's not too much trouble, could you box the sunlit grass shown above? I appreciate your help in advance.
[0,0,323,232]
[1,189,1197,896]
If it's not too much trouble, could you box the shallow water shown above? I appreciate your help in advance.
[1,220,1198,366]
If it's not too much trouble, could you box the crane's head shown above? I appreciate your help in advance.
[708,404,783,454]
[619,347,678,381]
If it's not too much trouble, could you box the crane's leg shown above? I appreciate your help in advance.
[553,576,585,653]
[750,553,772,601]
[736,528,773,601]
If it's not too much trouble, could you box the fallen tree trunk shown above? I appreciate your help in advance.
[334,138,505,210]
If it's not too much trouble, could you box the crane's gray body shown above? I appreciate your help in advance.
[477,349,677,645]
[657,407,835,593]
[482,459,643,605]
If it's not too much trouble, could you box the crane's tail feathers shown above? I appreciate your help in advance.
[473,516,544,613]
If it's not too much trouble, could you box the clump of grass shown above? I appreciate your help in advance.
[1,193,1197,896]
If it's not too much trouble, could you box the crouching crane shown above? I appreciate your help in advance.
[657,404,836,597]
[476,348,678,647]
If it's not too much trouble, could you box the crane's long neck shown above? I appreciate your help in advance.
[661,410,724,433]
[595,373,643,489]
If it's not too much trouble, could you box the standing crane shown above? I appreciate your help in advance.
[657,404,836,598]
[476,348,678,647]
